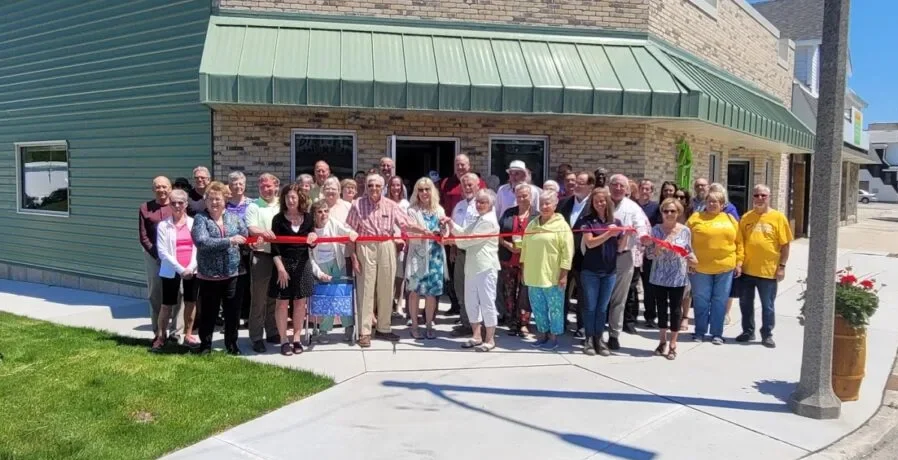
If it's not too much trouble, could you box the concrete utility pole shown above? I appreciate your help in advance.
[788,0,850,420]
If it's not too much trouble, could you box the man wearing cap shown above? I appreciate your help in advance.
[439,154,487,316]
[496,160,541,217]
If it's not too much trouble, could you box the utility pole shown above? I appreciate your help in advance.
[788,0,850,420]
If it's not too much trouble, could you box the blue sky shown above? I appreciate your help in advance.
[846,0,898,124]
[749,1,897,125]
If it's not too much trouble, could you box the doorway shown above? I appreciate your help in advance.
[726,160,752,216]
[390,137,457,188]
[789,156,810,238]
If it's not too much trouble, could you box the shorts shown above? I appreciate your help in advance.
[162,274,199,305]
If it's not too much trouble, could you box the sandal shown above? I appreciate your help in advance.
[475,342,496,352]
[654,343,667,356]
[461,339,483,349]
[425,327,436,340]
[667,346,678,360]
[292,341,304,354]
[280,343,293,356]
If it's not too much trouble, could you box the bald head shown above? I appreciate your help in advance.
[152,176,172,203]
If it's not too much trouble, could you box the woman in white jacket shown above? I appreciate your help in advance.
[445,188,501,351]
[155,189,199,351]
[309,200,358,342]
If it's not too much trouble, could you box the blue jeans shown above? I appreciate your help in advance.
[738,274,778,338]
[580,270,617,338]
[689,271,733,338]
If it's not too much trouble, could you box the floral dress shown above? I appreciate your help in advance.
[405,210,445,297]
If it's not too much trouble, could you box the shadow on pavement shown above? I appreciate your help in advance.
[383,380,658,460]
[752,379,796,403]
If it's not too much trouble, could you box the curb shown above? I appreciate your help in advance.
[802,353,898,460]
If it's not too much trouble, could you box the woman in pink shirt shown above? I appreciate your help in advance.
[155,189,199,352]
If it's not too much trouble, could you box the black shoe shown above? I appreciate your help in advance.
[374,331,400,342]
[573,329,585,339]
[608,337,621,350]
[191,345,212,355]
[644,319,657,329]
[735,332,755,343]
[451,326,473,337]
[446,305,461,315]
[252,340,266,353]
[762,336,777,348]
[623,324,637,335]
[595,338,611,356]
[225,342,242,355]
[265,334,281,344]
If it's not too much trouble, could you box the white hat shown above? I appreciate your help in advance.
[507,160,527,172]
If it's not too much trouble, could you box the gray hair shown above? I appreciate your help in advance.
[539,190,559,206]
[227,171,245,183]
[753,183,771,195]
[609,174,629,186]
[709,182,729,203]
[474,188,497,208]
[455,154,471,164]
[543,180,560,193]
[366,173,385,186]
[169,188,188,202]
[462,172,479,183]
[323,176,340,190]
[298,173,314,184]
[258,173,280,185]
[514,183,532,195]
[193,165,210,177]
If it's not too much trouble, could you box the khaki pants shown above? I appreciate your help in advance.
[607,253,635,339]
[454,249,470,327]
[249,252,278,342]
[357,242,397,336]
[144,251,183,339]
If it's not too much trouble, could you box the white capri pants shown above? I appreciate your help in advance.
[464,269,499,327]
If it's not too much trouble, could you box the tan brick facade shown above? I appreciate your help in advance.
[648,0,793,104]
[216,0,651,30]
[213,107,787,211]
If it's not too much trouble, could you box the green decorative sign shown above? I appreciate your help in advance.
[676,139,693,191]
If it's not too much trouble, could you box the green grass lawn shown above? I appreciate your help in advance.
[0,312,333,460]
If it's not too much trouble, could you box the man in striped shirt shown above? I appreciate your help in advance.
[348,173,423,347]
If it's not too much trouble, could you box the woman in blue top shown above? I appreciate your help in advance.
[640,197,697,360]
[573,187,625,357]
[191,181,248,355]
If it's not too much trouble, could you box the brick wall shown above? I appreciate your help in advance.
[649,0,793,104]
[213,107,784,210]
[216,0,651,30]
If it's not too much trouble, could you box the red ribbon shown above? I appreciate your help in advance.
[247,226,690,257]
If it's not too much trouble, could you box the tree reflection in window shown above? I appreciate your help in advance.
[20,144,69,214]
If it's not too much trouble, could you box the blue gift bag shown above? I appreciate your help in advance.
[309,281,354,317]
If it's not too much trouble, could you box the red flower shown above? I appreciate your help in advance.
[839,274,858,285]
[861,279,875,290]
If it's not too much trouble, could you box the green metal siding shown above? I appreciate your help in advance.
[0,0,212,286]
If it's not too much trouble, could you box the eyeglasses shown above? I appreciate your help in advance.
[194,176,210,181]
[753,194,769,198]
[662,209,678,214]
[170,201,186,206]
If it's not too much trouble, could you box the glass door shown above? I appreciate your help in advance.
[726,160,751,216]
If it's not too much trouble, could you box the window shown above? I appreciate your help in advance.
[291,129,356,181]
[16,141,70,216]
[708,152,720,183]
[489,136,548,186]
[764,159,772,186]
[777,38,791,69]
[688,0,718,16]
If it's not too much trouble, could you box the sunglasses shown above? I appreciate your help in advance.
[417,188,429,192]
[753,194,769,198]
[662,209,678,214]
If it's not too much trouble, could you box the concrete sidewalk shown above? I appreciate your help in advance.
[3,206,898,460]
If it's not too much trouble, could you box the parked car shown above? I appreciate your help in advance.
[858,190,878,204]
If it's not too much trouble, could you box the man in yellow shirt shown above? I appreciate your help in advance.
[735,184,793,348]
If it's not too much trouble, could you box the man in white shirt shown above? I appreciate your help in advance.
[496,160,541,217]
[606,174,649,350]
[449,173,487,336]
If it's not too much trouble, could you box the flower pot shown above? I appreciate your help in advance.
[832,315,867,401]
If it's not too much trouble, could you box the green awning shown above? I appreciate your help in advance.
[199,15,814,151]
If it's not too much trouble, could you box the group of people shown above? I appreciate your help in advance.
[138,155,792,359]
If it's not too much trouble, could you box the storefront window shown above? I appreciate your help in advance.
[489,136,548,186]
[17,141,70,216]
[291,130,356,180]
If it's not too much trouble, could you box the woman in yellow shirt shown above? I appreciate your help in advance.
[686,190,741,345]
[520,191,574,350]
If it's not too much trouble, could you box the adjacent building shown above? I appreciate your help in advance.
[861,123,898,203]
[1,0,813,296]
[754,0,873,234]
